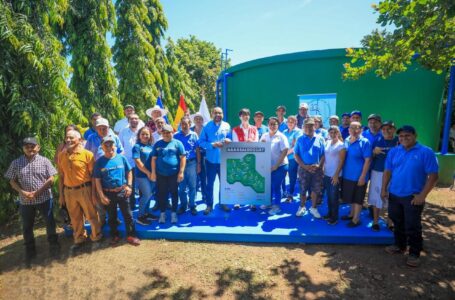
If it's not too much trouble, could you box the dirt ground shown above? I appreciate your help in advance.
[1,188,454,300]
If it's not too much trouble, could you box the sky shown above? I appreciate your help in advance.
[160,0,382,66]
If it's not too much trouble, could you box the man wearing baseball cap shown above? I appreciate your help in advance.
[4,137,59,265]
[364,114,383,144]
[296,103,310,129]
[253,111,268,139]
[85,118,124,160]
[113,105,145,135]
[382,125,438,267]
[276,105,288,132]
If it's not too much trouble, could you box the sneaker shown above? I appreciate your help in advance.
[190,207,198,216]
[372,224,380,232]
[110,236,121,246]
[296,206,307,217]
[158,212,166,224]
[250,205,257,212]
[385,245,405,255]
[177,207,187,215]
[406,254,420,267]
[309,207,321,218]
[145,213,159,221]
[347,220,361,227]
[327,219,338,225]
[221,204,231,212]
[234,204,240,210]
[341,215,353,221]
[268,205,282,215]
[285,196,293,203]
[136,216,152,226]
[204,206,213,215]
[126,236,141,246]
[171,212,178,224]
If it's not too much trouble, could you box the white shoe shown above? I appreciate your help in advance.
[309,207,321,218]
[268,205,281,215]
[296,206,307,217]
[159,212,166,224]
[171,212,178,224]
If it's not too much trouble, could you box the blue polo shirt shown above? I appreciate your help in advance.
[85,132,124,160]
[257,124,268,139]
[93,154,131,189]
[198,120,231,164]
[363,129,382,144]
[385,143,439,197]
[174,130,198,160]
[278,118,287,132]
[152,139,185,176]
[132,143,153,178]
[283,128,303,160]
[343,136,372,181]
[83,127,96,140]
[371,136,398,172]
[340,126,350,140]
[294,134,325,164]
[315,128,329,140]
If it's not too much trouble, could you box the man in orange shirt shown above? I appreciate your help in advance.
[58,130,102,252]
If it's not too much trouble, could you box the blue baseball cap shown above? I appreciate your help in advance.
[341,112,351,118]
[350,110,362,117]
[397,125,416,135]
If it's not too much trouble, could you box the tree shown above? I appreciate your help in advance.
[343,0,455,80]
[0,0,84,223]
[174,35,224,109]
[65,0,122,122]
[113,0,169,119]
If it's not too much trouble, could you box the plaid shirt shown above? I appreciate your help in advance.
[4,154,57,205]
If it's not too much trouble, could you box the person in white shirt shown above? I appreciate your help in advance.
[114,104,145,134]
[323,126,346,225]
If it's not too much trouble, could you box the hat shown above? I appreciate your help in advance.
[101,135,115,144]
[329,115,339,120]
[368,114,382,122]
[299,103,309,109]
[23,137,38,145]
[276,105,286,112]
[341,112,351,118]
[124,104,135,110]
[350,110,362,117]
[161,124,174,133]
[95,118,109,127]
[397,125,416,135]
[146,105,168,118]
[254,111,264,117]
[190,112,207,124]
[304,117,315,125]
[381,121,396,128]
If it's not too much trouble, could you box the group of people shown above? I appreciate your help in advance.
[5,102,439,268]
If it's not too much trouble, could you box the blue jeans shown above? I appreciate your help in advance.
[21,199,58,252]
[205,160,221,208]
[287,159,298,196]
[272,164,288,206]
[197,154,207,202]
[324,175,340,221]
[137,177,155,217]
[389,193,424,257]
[179,160,197,209]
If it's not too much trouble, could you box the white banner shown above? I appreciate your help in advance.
[220,142,271,206]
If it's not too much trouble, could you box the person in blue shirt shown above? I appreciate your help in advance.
[350,110,368,133]
[368,121,398,231]
[254,111,268,139]
[83,112,101,140]
[85,118,124,161]
[382,125,438,267]
[341,121,372,227]
[363,114,382,144]
[276,105,288,132]
[294,117,325,219]
[175,117,199,216]
[151,124,186,224]
[133,126,157,226]
[198,107,232,215]
[282,115,303,202]
[339,113,351,140]
[314,115,329,140]
[93,136,140,246]
[191,113,207,204]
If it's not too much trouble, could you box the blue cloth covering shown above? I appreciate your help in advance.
[152,139,185,176]
[83,127,96,140]
[278,118,287,132]
[257,124,269,138]
[363,129,382,144]
[340,126,350,140]
[93,154,132,189]
[385,143,439,197]
[294,134,325,164]
[132,143,153,178]
[342,136,372,181]
[174,130,198,160]
[198,120,231,164]
[371,136,398,172]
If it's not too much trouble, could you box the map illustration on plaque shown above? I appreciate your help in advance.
[226,154,265,193]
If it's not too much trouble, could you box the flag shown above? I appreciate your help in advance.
[198,96,211,125]
[173,94,187,130]
[156,95,169,124]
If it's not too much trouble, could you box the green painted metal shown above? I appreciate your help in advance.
[224,49,446,150]
[435,153,455,186]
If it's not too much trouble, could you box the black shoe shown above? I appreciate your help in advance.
[91,239,104,251]
[137,216,152,226]
[221,204,231,212]
[327,219,338,225]
[234,204,240,210]
[145,213,159,221]
[190,207,198,216]
[49,242,61,257]
[177,207,187,215]
[341,215,353,221]
[204,206,213,215]
[250,205,257,212]
[372,224,380,231]
[347,220,361,228]
[70,242,85,255]
[322,215,331,220]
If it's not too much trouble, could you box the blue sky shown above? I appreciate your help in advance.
[160,0,382,65]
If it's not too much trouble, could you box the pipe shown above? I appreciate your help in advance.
[216,79,221,107]
[441,64,455,154]
[222,72,232,121]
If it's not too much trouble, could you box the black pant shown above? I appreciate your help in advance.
[20,199,58,252]
[389,193,424,257]
[157,173,179,212]
[104,191,135,238]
